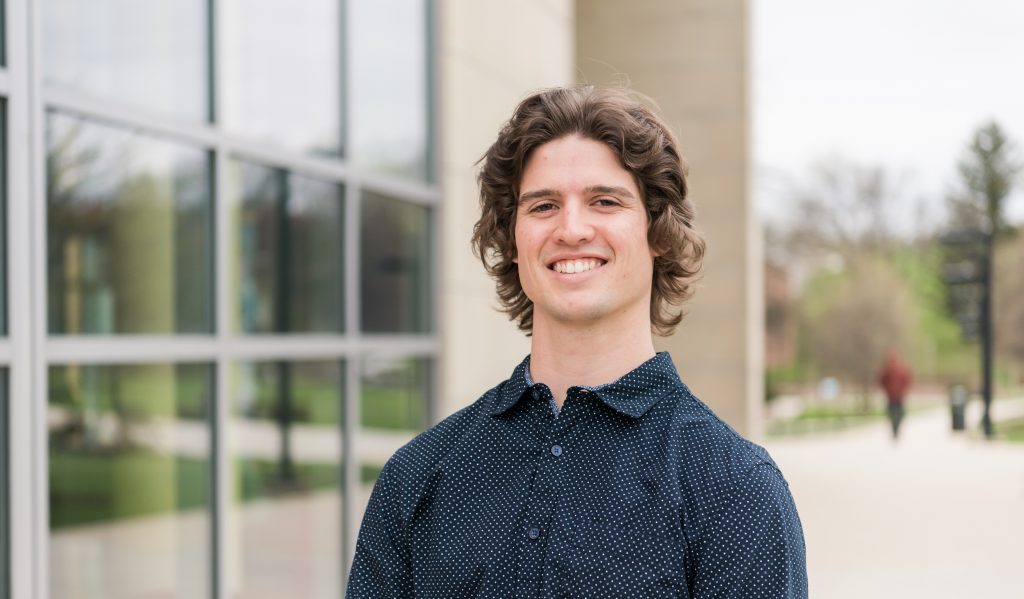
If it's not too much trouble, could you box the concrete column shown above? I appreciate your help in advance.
[576,0,763,437]
[436,0,576,417]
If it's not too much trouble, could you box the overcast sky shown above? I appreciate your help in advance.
[753,0,1024,229]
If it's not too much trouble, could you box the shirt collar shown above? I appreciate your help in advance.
[488,351,681,419]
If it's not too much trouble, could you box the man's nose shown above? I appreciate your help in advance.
[554,202,594,244]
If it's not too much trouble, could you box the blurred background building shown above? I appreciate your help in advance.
[0,1,755,598]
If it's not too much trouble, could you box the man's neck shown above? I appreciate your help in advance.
[529,312,656,408]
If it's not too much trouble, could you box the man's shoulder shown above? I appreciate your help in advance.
[383,379,507,483]
[665,383,785,488]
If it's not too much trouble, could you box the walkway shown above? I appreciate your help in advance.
[765,399,1024,598]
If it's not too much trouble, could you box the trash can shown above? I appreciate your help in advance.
[949,384,968,431]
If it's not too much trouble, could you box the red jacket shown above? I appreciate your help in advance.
[879,355,911,403]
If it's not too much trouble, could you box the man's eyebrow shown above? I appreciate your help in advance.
[586,185,636,199]
[518,185,637,203]
[518,188,560,203]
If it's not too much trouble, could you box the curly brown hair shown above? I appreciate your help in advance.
[471,85,705,336]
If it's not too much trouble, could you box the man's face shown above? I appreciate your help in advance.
[514,135,655,331]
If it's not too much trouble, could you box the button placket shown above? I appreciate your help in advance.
[516,387,561,596]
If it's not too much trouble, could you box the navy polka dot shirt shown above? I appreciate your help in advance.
[347,352,807,598]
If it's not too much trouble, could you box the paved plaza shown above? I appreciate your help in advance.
[765,399,1024,598]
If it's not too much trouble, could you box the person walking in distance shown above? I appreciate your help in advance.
[879,350,912,440]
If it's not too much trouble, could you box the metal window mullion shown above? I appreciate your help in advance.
[342,354,359,589]
[426,0,442,430]
[23,0,49,595]
[212,142,230,599]
[226,140,350,186]
[357,171,438,207]
[0,342,10,365]
[41,96,443,210]
[7,0,36,595]
[210,0,229,594]
[45,337,221,365]
[43,85,220,149]
[0,70,10,94]
[42,335,437,367]
[341,169,362,579]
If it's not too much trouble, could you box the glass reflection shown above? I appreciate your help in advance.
[1,0,5,67]
[46,112,213,335]
[232,361,343,599]
[223,0,341,155]
[233,161,344,333]
[1,99,6,335]
[350,0,431,180]
[360,192,431,333]
[43,0,209,121]
[48,363,212,599]
[358,357,429,505]
[360,357,429,432]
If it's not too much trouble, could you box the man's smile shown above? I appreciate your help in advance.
[548,257,607,274]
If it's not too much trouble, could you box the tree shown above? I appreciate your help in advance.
[948,121,1021,236]
[770,157,912,264]
[945,121,1021,437]
[803,257,915,407]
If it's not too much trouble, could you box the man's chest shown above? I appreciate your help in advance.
[406,411,690,598]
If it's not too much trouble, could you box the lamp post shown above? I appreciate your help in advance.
[941,228,994,439]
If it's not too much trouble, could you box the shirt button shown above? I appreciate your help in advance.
[527,527,541,540]
[550,444,562,457]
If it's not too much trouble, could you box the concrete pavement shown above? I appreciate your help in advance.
[765,399,1024,598]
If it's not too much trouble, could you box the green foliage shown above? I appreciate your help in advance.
[50,449,341,530]
[996,417,1024,443]
[952,121,1021,235]
[785,245,980,389]
[888,245,979,384]
[361,386,426,431]
[235,458,340,502]
[49,451,208,529]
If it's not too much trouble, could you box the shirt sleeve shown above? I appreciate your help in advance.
[346,459,415,598]
[688,463,808,598]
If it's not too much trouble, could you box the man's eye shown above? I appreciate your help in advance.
[530,202,556,213]
[595,197,619,207]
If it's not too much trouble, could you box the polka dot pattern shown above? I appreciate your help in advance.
[347,352,807,598]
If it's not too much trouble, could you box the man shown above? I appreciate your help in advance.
[879,349,912,440]
[347,86,807,598]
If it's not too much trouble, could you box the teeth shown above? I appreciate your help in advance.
[553,259,602,274]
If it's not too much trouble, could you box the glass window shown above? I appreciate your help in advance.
[360,192,431,333]
[358,357,429,501]
[232,161,344,333]
[46,112,213,335]
[232,361,343,599]
[223,0,341,156]
[360,357,429,433]
[1,99,6,335]
[350,0,431,181]
[0,370,7,599]
[42,0,209,121]
[48,363,213,599]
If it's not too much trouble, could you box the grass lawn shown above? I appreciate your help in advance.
[996,417,1024,443]
[767,404,888,437]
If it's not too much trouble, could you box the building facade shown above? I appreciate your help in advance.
[0,1,754,597]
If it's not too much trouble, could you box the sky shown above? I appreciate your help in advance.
[753,0,1024,230]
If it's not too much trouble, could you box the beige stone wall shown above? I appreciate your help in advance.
[436,0,576,418]
[576,0,763,436]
